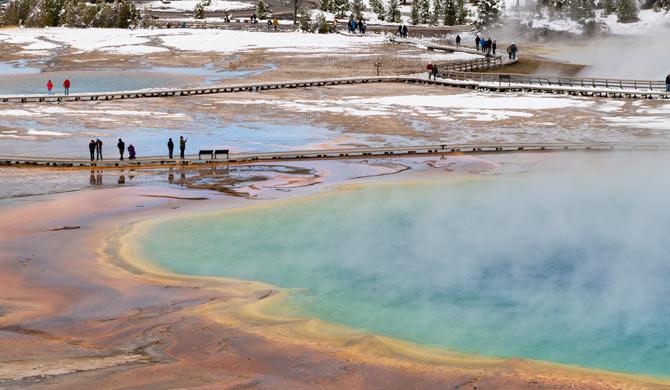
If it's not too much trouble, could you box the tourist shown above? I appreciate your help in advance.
[358,20,366,34]
[486,38,493,55]
[168,137,174,159]
[128,144,136,160]
[272,18,279,31]
[117,138,125,161]
[426,63,433,79]
[63,79,71,95]
[455,34,461,48]
[509,43,518,60]
[88,140,96,162]
[401,25,408,38]
[348,18,357,34]
[179,136,187,159]
[431,64,439,80]
[475,35,480,51]
[47,80,53,94]
[666,73,670,92]
[250,13,257,23]
[398,25,403,37]
[492,40,497,55]
[96,138,103,161]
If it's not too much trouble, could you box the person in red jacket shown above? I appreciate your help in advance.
[46,80,53,94]
[63,79,71,95]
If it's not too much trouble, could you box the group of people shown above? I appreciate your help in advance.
[397,25,409,38]
[474,35,497,56]
[47,79,71,95]
[474,35,518,60]
[87,136,188,162]
[348,18,367,34]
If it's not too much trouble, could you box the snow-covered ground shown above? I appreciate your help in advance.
[147,0,253,13]
[216,92,595,122]
[526,9,670,36]
[0,28,386,56]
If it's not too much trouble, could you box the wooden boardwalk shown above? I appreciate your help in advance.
[3,142,668,169]
[1,75,668,104]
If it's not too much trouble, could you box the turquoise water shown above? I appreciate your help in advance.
[136,166,670,377]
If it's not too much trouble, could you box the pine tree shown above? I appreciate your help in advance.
[616,0,638,21]
[370,0,386,20]
[431,0,442,24]
[316,12,331,32]
[297,6,314,31]
[420,0,431,23]
[350,0,365,19]
[443,0,456,24]
[332,0,350,17]
[456,0,467,23]
[602,0,616,15]
[476,0,503,27]
[410,0,420,24]
[387,0,401,21]
[256,0,269,19]
[194,1,205,19]
[320,0,332,12]
[569,0,594,25]
[39,0,62,26]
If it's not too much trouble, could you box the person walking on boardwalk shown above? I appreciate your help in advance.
[431,64,439,80]
[509,43,518,60]
[167,138,174,159]
[63,79,71,95]
[666,73,670,92]
[47,80,53,94]
[95,138,103,161]
[475,35,480,51]
[455,34,461,48]
[492,40,497,55]
[486,38,493,55]
[398,25,403,37]
[128,144,136,160]
[88,140,96,162]
[179,136,187,159]
[117,138,125,161]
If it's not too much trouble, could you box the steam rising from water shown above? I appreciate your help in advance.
[138,154,670,377]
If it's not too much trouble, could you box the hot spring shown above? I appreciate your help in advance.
[134,156,670,378]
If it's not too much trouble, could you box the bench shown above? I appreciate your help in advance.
[198,149,213,159]
[214,149,229,159]
[198,149,230,159]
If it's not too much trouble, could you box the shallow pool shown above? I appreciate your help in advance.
[136,159,670,377]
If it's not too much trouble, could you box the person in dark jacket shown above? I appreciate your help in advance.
[168,138,174,159]
[475,35,480,51]
[401,25,408,38]
[510,43,518,60]
[486,38,493,55]
[455,34,461,48]
[492,40,497,55]
[128,144,136,160]
[398,25,403,37]
[179,136,187,159]
[117,138,125,161]
[88,140,96,162]
[95,138,103,160]
[431,64,439,80]
[666,73,670,92]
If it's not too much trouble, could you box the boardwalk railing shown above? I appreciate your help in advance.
[440,70,669,92]
[438,56,509,72]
